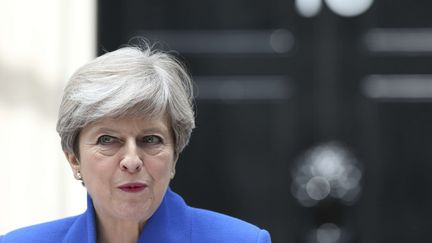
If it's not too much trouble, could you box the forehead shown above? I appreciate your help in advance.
[82,114,171,134]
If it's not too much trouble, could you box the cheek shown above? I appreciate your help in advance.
[149,155,175,179]
[80,154,115,181]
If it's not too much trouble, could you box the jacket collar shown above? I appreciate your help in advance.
[63,194,98,243]
[63,188,190,243]
[138,188,191,242]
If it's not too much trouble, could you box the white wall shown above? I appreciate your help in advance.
[0,0,96,234]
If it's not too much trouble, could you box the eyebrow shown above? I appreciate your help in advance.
[91,127,118,135]
[90,126,169,136]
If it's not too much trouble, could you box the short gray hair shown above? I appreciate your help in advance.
[56,45,195,156]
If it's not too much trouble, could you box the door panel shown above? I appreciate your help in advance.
[98,1,432,242]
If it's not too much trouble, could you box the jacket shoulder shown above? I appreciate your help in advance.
[0,216,78,243]
[190,207,271,243]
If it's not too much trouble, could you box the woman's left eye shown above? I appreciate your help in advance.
[143,135,162,144]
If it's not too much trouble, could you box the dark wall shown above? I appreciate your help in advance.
[98,1,432,242]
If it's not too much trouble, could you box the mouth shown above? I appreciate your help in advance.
[118,183,147,193]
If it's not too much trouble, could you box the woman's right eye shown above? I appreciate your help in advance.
[97,135,116,145]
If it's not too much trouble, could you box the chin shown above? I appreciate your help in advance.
[115,201,154,221]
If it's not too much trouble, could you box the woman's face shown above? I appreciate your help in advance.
[66,114,176,225]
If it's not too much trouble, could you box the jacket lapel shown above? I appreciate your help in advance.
[138,188,191,243]
[63,194,97,243]
[62,189,190,243]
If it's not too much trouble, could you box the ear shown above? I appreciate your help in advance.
[64,151,80,175]
[170,153,179,179]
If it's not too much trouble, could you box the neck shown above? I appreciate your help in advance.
[96,214,146,243]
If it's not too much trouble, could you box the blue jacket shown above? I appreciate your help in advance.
[0,188,271,243]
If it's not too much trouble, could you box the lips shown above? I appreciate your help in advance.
[118,183,147,193]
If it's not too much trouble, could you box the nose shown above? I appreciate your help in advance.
[120,141,143,173]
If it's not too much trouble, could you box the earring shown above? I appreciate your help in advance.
[76,171,86,186]
[76,171,82,180]
[170,170,175,179]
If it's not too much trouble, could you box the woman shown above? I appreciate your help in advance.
[0,45,271,243]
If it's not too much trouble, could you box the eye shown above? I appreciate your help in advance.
[143,135,162,144]
[97,135,116,145]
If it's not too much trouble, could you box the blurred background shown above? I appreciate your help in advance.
[0,0,95,235]
[1,0,432,242]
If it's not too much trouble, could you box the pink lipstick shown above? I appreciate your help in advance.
[118,183,146,193]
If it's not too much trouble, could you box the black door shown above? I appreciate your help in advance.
[98,1,432,242]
